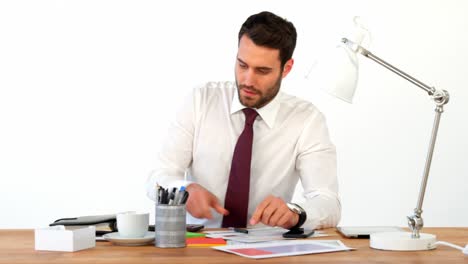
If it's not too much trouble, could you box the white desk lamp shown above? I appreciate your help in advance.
[311,33,449,250]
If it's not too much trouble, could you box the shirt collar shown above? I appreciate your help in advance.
[230,86,282,129]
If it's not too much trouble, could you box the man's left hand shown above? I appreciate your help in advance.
[249,195,299,229]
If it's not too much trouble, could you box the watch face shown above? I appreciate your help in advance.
[287,203,301,214]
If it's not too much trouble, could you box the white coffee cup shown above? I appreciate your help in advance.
[117,211,149,238]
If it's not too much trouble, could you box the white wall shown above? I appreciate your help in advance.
[1,0,467,228]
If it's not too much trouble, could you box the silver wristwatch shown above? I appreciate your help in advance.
[286,203,307,230]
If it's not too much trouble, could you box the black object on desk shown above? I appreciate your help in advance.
[336,226,404,239]
[282,228,315,238]
[51,214,205,237]
[50,214,117,236]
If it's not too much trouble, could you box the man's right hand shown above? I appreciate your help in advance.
[185,183,229,219]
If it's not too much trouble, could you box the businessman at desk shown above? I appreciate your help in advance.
[147,11,340,230]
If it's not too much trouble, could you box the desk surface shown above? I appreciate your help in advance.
[0,228,466,263]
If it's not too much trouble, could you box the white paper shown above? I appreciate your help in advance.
[212,240,353,259]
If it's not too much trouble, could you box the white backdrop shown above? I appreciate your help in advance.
[1,0,467,228]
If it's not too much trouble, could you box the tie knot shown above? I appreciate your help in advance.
[242,108,258,126]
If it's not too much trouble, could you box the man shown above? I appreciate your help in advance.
[147,11,340,230]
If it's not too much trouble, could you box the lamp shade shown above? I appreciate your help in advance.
[306,42,360,103]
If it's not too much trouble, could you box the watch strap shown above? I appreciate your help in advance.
[288,203,307,230]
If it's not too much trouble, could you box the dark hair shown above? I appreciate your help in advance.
[238,11,297,67]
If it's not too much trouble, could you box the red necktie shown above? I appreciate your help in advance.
[222,108,258,228]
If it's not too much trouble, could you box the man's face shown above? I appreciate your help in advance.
[235,35,293,109]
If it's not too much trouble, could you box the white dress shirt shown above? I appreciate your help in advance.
[146,81,341,229]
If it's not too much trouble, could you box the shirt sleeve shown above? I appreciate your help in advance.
[295,111,341,230]
[145,88,199,201]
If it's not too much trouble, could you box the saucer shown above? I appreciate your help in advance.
[103,232,155,246]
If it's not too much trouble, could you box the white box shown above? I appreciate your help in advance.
[35,225,96,252]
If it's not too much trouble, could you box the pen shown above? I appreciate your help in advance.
[168,187,177,205]
[180,191,189,205]
[175,186,186,205]
[155,185,190,205]
[162,188,169,204]
[156,184,162,204]
[173,188,180,205]
[233,228,249,234]
[232,226,280,234]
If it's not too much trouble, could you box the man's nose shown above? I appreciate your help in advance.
[242,69,256,87]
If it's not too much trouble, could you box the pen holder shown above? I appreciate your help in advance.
[155,204,186,248]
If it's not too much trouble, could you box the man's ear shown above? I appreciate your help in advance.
[281,58,294,78]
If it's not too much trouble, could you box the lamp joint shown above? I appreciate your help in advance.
[407,214,424,239]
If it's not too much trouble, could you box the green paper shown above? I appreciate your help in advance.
[186,231,206,238]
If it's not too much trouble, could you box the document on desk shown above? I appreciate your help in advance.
[212,240,353,259]
[204,227,328,244]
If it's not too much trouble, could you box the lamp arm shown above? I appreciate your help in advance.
[356,45,434,95]
[407,108,443,238]
[341,38,450,106]
[341,38,450,238]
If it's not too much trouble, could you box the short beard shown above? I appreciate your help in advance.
[235,74,282,109]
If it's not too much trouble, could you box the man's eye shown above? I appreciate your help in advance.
[239,64,247,69]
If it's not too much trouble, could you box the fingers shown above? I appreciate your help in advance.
[185,183,227,219]
[250,195,274,225]
[260,203,279,225]
[250,196,295,228]
[266,205,289,226]
[203,207,214,219]
[212,202,229,216]
[277,210,297,229]
[186,194,212,219]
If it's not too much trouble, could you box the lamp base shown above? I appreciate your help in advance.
[370,232,436,251]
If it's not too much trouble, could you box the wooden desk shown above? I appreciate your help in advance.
[0,228,466,263]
